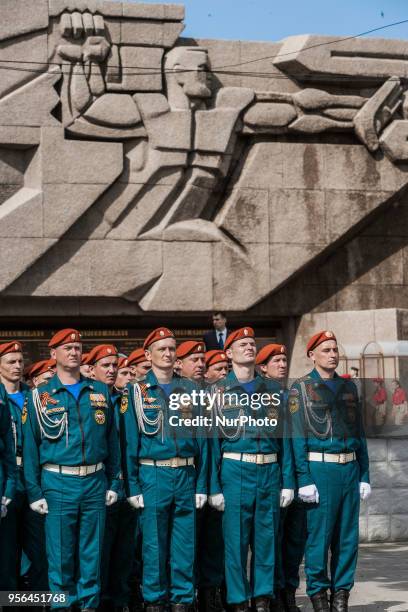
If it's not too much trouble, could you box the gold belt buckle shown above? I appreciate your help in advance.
[339,453,347,464]
[256,453,264,465]
[170,457,178,468]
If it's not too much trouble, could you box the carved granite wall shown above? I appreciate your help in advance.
[2,0,408,316]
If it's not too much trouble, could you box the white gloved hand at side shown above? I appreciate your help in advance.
[298,484,319,504]
[105,490,118,506]
[30,498,49,514]
[360,482,372,501]
[195,494,208,509]
[1,496,11,506]
[128,495,144,509]
[280,489,295,508]
[1,503,7,518]
[208,493,225,511]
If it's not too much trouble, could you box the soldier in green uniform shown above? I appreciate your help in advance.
[0,380,16,521]
[204,351,229,385]
[0,341,48,593]
[256,344,305,612]
[177,342,225,612]
[290,331,370,612]
[121,327,208,612]
[23,328,122,611]
[209,327,295,612]
[89,344,138,612]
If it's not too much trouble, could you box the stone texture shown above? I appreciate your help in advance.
[380,120,408,162]
[43,184,120,237]
[274,34,408,81]
[121,20,184,48]
[119,46,164,92]
[0,0,48,42]
[390,516,408,541]
[389,439,408,461]
[122,2,184,21]
[216,188,269,244]
[0,70,61,127]
[140,242,213,311]
[0,238,57,292]
[41,128,123,184]
[366,515,391,542]
[213,243,270,311]
[49,0,123,17]
[0,32,48,101]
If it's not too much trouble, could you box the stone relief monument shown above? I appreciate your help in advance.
[2,0,408,313]
[2,0,408,543]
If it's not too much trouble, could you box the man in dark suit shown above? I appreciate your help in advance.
[204,312,228,350]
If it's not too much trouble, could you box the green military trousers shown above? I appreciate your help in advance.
[196,505,224,589]
[139,464,196,604]
[276,499,307,594]
[41,468,106,609]
[0,487,48,591]
[100,498,138,606]
[221,459,280,604]
[304,460,360,596]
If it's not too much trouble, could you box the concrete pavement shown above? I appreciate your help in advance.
[296,543,408,611]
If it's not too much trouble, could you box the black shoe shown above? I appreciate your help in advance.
[280,589,300,612]
[233,604,249,612]
[269,597,285,612]
[171,605,192,612]
[253,598,270,612]
[198,588,225,612]
[146,604,165,612]
[330,590,350,612]
[310,591,329,612]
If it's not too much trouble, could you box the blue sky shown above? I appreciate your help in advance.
[130,0,408,42]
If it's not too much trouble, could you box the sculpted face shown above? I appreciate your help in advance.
[166,47,212,105]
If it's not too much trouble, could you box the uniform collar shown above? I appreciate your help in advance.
[309,368,345,395]
[6,382,30,404]
[142,368,183,390]
[48,373,95,395]
[222,369,264,391]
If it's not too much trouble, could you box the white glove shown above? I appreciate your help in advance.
[195,494,207,509]
[128,495,144,509]
[360,482,372,501]
[280,489,295,508]
[1,496,11,506]
[1,503,7,518]
[208,493,225,511]
[105,490,118,506]
[298,484,319,504]
[30,498,49,514]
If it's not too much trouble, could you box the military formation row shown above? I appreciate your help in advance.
[0,326,371,612]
